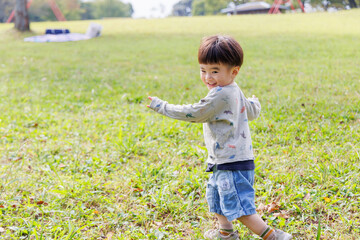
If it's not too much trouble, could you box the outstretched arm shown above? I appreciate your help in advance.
[147,90,226,123]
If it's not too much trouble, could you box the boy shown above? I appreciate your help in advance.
[147,35,292,240]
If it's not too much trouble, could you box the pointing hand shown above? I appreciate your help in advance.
[147,96,153,108]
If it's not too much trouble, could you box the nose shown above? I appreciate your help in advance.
[205,73,212,80]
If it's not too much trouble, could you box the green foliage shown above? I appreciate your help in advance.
[0,0,14,23]
[28,0,59,22]
[58,0,83,21]
[172,0,193,16]
[192,0,206,16]
[92,0,133,19]
[10,0,133,22]
[80,2,96,20]
[0,9,360,239]
[27,0,83,22]
[192,0,231,15]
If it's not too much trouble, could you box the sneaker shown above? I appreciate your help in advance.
[204,229,239,240]
[275,229,293,240]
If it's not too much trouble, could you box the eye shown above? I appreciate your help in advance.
[212,71,218,74]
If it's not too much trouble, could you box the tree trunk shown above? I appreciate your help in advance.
[348,0,358,8]
[15,0,30,31]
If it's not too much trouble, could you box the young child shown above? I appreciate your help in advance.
[147,35,292,240]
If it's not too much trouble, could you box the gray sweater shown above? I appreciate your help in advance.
[149,82,261,165]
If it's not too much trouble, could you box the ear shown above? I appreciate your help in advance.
[231,66,240,78]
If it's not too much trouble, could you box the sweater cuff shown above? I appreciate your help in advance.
[149,97,163,111]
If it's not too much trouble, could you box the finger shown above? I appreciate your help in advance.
[148,96,153,100]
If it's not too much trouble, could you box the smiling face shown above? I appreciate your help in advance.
[200,63,240,90]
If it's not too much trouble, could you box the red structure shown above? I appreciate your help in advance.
[268,0,305,13]
[47,0,67,21]
[6,0,66,23]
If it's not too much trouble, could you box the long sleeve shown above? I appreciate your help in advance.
[148,83,259,165]
[244,97,261,121]
[149,87,227,123]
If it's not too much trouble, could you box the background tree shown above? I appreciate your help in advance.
[28,0,57,22]
[93,0,133,19]
[172,0,193,16]
[0,0,14,23]
[177,0,359,16]
[10,0,133,22]
[191,0,206,15]
[28,0,82,21]
[80,1,96,20]
[15,0,30,31]
[348,0,358,7]
[324,0,353,8]
[192,0,231,16]
[59,0,82,21]
[205,0,231,14]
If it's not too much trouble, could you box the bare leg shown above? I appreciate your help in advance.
[215,213,233,230]
[237,214,267,235]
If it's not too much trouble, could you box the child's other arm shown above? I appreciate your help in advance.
[245,95,261,121]
[147,92,225,123]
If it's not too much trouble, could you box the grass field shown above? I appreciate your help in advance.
[0,9,360,239]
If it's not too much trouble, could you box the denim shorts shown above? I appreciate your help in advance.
[206,167,257,221]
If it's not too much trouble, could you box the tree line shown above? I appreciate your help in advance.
[172,0,358,16]
[0,0,133,23]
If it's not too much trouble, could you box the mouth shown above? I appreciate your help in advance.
[206,82,217,88]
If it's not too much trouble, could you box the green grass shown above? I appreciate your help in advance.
[0,10,360,239]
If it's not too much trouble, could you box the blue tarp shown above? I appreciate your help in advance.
[45,29,70,34]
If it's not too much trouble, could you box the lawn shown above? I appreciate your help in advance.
[0,9,359,239]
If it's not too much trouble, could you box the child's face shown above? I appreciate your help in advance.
[200,63,240,90]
